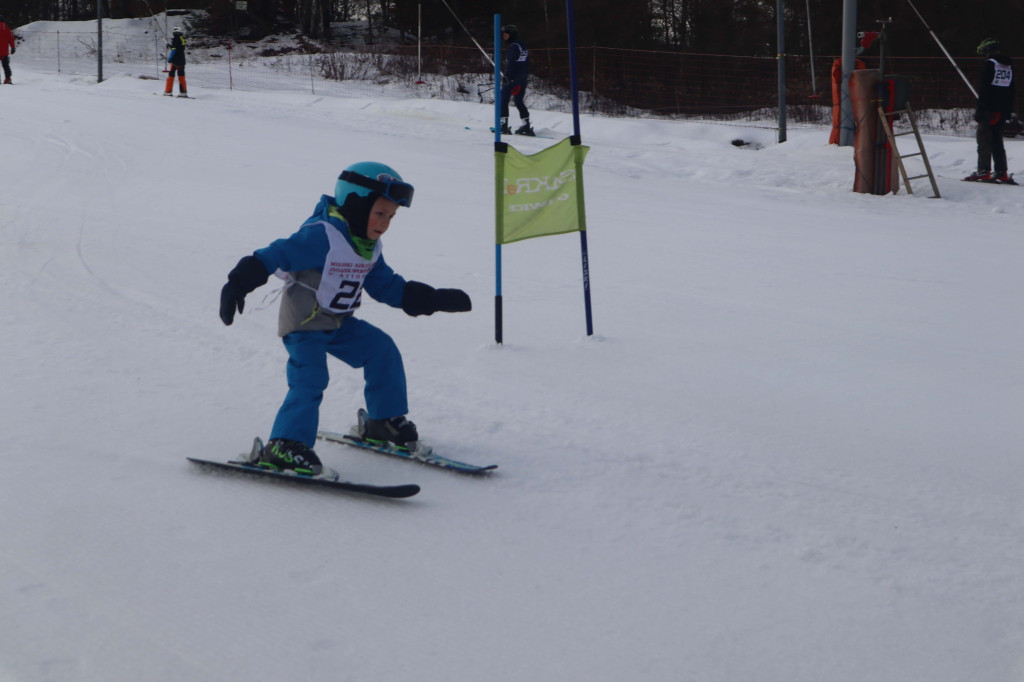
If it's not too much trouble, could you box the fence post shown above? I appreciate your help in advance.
[97,1,104,83]
[591,48,596,105]
[776,0,787,143]
[839,0,857,146]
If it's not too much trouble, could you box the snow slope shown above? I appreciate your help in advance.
[2,62,1023,682]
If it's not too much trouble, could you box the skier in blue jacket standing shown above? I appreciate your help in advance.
[500,24,534,136]
[219,162,472,476]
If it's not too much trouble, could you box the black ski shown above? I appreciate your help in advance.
[487,126,555,139]
[962,173,1019,185]
[188,438,419,498]
[317,409,497,475]
[318,431,497,474]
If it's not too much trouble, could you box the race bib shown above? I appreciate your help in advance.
[991,60,1013,87]
[317,226,381,314]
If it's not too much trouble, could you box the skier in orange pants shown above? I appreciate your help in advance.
[164,26,187,97]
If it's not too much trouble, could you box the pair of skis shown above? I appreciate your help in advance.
[188,422,496,499]
[962,172,1019,185]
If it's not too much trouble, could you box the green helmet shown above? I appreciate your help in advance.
[977,38,999,55]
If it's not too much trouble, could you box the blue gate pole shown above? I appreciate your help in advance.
[565,0,594,336]
[494,14,504,344]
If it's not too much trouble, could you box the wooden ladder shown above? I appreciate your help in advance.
[877,102,941,198]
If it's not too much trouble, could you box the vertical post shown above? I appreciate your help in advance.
[565,0,581,137]
[872,21,891,195]
[565,0,593,336]
[494,14,503,345]
[777,0,787,143]
[494,15,503,140]
[839,0,857,146]
[805,0,817,93]
[417,4,422,83]
[97,0,104,83]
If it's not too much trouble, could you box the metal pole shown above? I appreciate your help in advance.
[777,0,787,143]
[439,0,496,68]
[905,0,977,98]
[873,23,889,195]
[566,0,582,137]
[97,0,103,83]
[493,14,503,345]
[805,0,817,93]
[838,0,857,146]
[566,0,593,336]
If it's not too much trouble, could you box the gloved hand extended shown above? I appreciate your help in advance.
[219,255,270,325]
[402,281,472,317]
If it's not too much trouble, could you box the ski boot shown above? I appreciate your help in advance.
[963,170,991,182]
[515,123,535,136]
[3,78,11,85]
[992,171,1017,185]
[258,438,323,476]
[500,123,512,135]
[355,409,419,450]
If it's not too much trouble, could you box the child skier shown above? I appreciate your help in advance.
[499,24,533,136]
[164,26,187,96]
[965,38,1016,183]
[219,162,472,476]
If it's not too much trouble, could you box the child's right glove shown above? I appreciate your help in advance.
[219,255,270,325]
[402,281,472,317]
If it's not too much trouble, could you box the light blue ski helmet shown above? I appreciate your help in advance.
[335,161,414,208]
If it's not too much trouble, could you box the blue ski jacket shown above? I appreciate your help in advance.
[254,195,407,336]
[505,39,529,86]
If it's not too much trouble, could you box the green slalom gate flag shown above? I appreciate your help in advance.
[495,137,590,245]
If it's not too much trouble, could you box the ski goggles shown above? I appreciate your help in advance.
[339,170,415,207]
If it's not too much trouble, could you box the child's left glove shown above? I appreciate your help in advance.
[402,281,472,316]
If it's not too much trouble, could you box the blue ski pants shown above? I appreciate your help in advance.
[270,318,408,446]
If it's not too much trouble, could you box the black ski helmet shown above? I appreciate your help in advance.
[501,24,518,40]
[977,37,999,55]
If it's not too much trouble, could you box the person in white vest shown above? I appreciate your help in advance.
[965,38,1016,183]
[219,162,472,475]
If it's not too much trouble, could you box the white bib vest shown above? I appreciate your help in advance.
[273,220,381,317]
[316,224,381,315]
[991,59,1013,87]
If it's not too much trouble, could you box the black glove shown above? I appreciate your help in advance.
[402,281,472,317]
[220,255,270,325]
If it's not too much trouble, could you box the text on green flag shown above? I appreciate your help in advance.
[495,137,590,245]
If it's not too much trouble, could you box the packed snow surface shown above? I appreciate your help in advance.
[2,53,1023,682]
